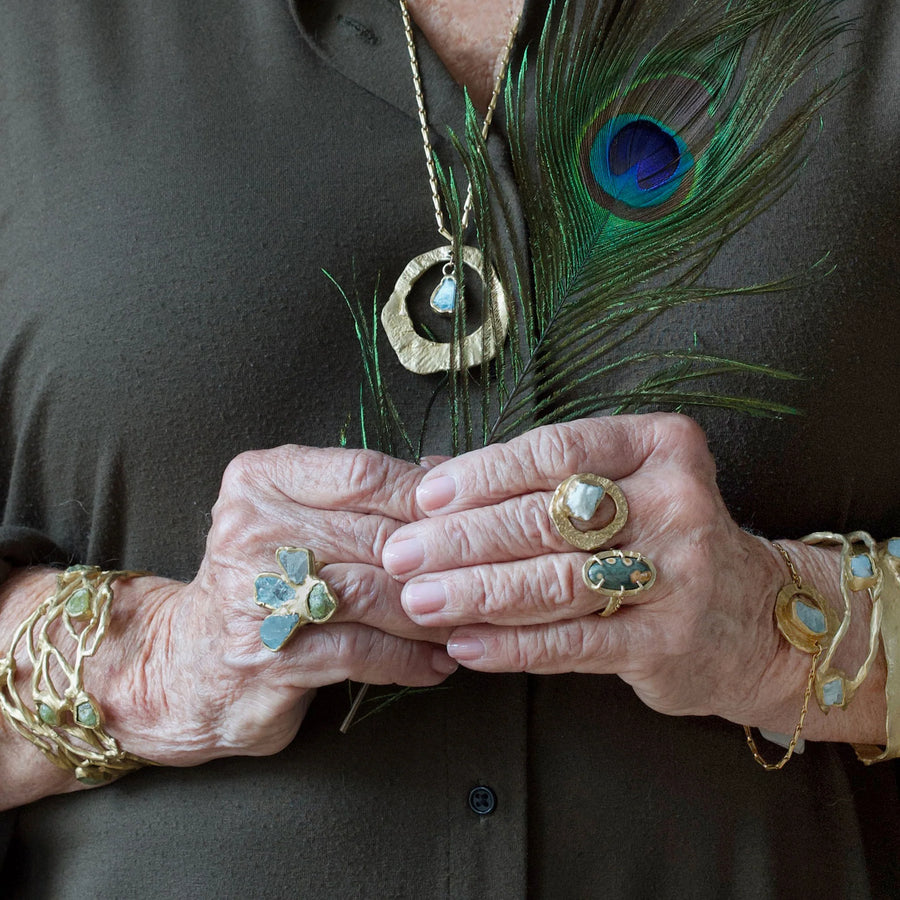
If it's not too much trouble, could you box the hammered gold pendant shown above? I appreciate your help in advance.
[381,246,510,374]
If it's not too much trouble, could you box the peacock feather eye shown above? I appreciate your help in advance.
[579,75,715,222]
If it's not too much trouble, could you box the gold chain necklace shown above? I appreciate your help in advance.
[380,1,519,375]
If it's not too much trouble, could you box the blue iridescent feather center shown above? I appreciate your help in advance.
[589,114,694,209]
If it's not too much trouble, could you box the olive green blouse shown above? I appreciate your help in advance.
[1,0,899,896]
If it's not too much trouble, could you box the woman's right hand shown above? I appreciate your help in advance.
[13,446,456,778]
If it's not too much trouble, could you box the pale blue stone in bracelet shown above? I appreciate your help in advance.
[850,554,875,579]
[823,678,844,707]
[795,600,826,634]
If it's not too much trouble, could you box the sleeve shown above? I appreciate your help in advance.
[0,526,74,584]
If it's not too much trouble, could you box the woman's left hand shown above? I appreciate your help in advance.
[381,413,881,740]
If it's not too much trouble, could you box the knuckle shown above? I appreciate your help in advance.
[363,517,401,560]
[474,571,505,618]
[444,518,476,561]
[651,413,716,472]
[526,426,571,476]
[208,496,257,553]
[541,556,580,614]
[654,411,706,446]
[336,565,382,618]
[524,499,558,547]
[220,449,271,495]
[344,449,392,505]
[514,622,585,671]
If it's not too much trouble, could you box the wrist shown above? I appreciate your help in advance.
[752,539,887,745]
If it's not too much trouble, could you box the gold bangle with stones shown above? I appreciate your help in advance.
[801,531,883,713]
[0,566,155,785]
[744,542,833,771]
[853,538,900,764]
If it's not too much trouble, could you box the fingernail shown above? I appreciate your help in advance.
[383,538,424,576]
[403,581,447,616]
[417,475,457,512]
[431,648,459,675]
[447,637,486,661]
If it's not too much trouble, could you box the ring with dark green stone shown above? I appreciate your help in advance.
[582,549,657,615]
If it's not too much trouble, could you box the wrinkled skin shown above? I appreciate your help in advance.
[0,413,884,810]
[383,413,885,743]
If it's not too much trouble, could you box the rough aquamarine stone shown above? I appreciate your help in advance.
[822,678,844,707]
[586,555,653,591]
[65,588,92,618]
[277,548,310,584]
[758,728,805,754]
[567,481,605,521]
[850,554,874,579]
[38,702,59,726]
[75,767,112,786]
[430,276,457,314]
[75,700,99,728]
[308,583,336,621]
[255,575,296,609]
[260,613,300,651]
[795,600,826,634]
[887,538,900,559]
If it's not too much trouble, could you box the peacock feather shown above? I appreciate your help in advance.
[452,0,847,451]
[334,0,848,727]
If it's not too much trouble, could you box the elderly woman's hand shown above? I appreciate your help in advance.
[79,446,456,768]
[382,414,886,744]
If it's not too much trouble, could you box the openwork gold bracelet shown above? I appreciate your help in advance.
[801,532,883,713]
[854,539,900,764]
[0,566,152,785]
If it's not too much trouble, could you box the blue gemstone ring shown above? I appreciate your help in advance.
[582,549,657,616]
[253,547,339,652]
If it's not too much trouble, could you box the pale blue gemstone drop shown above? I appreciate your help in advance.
[850,554,874,579]
[430,276,458,315]
[888,538,900,559]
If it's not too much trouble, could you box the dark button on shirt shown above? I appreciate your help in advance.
[468,786,497,816]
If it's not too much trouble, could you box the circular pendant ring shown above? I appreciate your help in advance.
[381,246,510,375]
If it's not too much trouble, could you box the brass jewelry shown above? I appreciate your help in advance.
[744,646,821,771]
[854,539,900,764]
[254,547,338,651]
[772,542,839,655]
[744,543,826,770]
[583,549,657,614]
[549,474,628,551]
[0,566,152,785]
[550,475,654,614]
[384,0,517,373]
[381,246,510,375]
[801,531,883,712]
